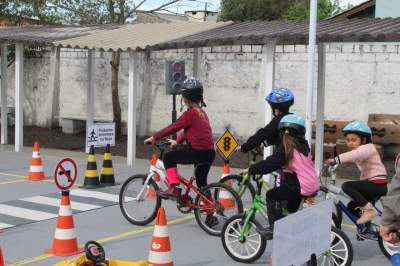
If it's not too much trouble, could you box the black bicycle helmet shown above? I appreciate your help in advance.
[180,77,206,106]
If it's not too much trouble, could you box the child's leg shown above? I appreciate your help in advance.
[193,150,215,190]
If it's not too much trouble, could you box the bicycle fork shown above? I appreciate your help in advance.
[239,209,257,242]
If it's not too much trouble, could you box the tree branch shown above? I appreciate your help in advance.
[149,0,181,12]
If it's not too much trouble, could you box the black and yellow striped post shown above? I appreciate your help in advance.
[100,144,115,186]
[82,145,102,189]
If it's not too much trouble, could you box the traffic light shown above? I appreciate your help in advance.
[165,60,185,95]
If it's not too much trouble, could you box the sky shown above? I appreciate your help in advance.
[141,0,369,13]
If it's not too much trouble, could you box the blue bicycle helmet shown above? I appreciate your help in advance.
[279,114,306,135]
[265,87,294,112]
[343,121,372,138]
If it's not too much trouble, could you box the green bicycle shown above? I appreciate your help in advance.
[220,175,354,265]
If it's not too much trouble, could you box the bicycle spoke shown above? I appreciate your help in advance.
[331,248,346,253]
[230,225,241,236]
[228,232,240,238]
[246,241,257,252]
[247,238,260,244]
[244,244,251,256]
[247,233,259,238]
[331,252,345,261]
[227,239,240,245]
[331,238,341,249]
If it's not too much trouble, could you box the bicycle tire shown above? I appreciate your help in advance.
[221,213,267,263]
[311,227,353,266]
[194,182,244,236]
[332,212,341,229]
[119,174,161,226]
[319,186,343,225]
[220,174,256,208]
[378,234,400,259]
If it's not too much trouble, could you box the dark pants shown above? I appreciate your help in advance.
[342,180,387,207]
[265,172,302,226]
[163,147,215,189]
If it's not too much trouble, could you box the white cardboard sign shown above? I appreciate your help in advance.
[272,199,333,266]
[87,123,115,148]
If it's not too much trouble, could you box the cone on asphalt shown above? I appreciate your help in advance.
[219,161,235,209]
[147,154,160,199]
[82,145,102,189]
[27,142,47,181]
[0,246,4,266]
[148,207,173,266]
[46,191,83,256]
[100,144,115,186]
[269,256,272,266]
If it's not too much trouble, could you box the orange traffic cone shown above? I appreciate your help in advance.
[219,161,235,209]
[27,142,47,181]
[0,246,4,266]
[148,154,161,199]
[269,256,272,266]
[148,207,173,266]
[46,191,83,256]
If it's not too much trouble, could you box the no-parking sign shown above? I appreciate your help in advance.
[54,158,77,190]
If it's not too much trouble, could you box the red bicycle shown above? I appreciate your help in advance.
[119,141,243,236]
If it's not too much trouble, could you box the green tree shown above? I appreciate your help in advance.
[284,0,343,21]
[219,0,308,21]
[0,1,59,25]
[48,0,181,139]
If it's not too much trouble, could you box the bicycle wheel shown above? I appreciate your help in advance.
[119,174,161,226]
[313,227,353,266]
[332,213,341,229]
[318,186,343,226]
[220,174,255,210]
[194,183,244,236]
[221,214,267,263]
[378,234,400,259]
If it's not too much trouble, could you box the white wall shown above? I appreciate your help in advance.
[3,43,400,140]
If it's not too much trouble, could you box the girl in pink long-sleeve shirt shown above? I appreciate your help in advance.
[327,121,388,227]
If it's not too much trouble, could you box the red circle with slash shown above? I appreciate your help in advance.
[54,158,77,190]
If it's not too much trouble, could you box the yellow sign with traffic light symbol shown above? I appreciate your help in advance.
[216,130,239,159]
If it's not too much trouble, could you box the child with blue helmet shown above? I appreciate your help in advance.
[237,87,294,152]
[247,114,320,239]
[326,121,388,229]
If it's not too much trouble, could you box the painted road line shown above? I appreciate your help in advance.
[70,188,133,202]
[8,214,194,266]
[0,179,26,185]
[0,172,26,179]
[342,223,357,229]
[20,196,101,211]
[0,204,56,221]
[0,222,14,229]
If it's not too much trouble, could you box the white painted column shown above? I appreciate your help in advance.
[127,51,138,167]
[86,49,95,153]
[315,43,326,176]
[1,44,8,144]
[305,0,318,145]
[193,48,201,78]
[260,42,276,158]
[49,46,61,128]
[15,43,24,152]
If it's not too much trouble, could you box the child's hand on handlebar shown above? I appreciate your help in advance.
[167,139,178,147]
[325,158,336,166]
[144,136,155,145]
[240,168,249,175]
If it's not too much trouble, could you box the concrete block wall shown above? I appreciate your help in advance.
[2,43,400,141]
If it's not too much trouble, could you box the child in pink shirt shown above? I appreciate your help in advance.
[327,121,388,225]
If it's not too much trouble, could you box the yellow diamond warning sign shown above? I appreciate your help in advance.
[216,130,239,159]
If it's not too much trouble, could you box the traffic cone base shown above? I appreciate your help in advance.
[220,162,235,209]
[100,144,116,186]
[82,146,102,189]
[148,208,174,266]
[47,191,83,257]
[27,142,48,181]
[0,246,4,266]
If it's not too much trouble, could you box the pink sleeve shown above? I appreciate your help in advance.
[338,144,376,164]
[153,112,190,141]
[176,131,185,144]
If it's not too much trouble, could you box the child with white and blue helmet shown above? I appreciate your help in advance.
[238,87,294,153]
[247,114,320,239]
[326,121,388,228]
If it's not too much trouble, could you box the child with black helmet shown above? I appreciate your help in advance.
[246,114,320,239]
[144,77,217,226]
[326,121,388,228]
[237,87,294,153]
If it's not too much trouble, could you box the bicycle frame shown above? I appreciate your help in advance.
[239,193,268,242]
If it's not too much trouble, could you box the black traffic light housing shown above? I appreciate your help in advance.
[165,60,185,95]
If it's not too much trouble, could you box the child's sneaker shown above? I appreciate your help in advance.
[205,214,219,228]
[356,226,377,240]
[256,226,273,240]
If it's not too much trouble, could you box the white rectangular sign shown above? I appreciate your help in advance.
[272,199,333,266]
[87,123,115,148]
